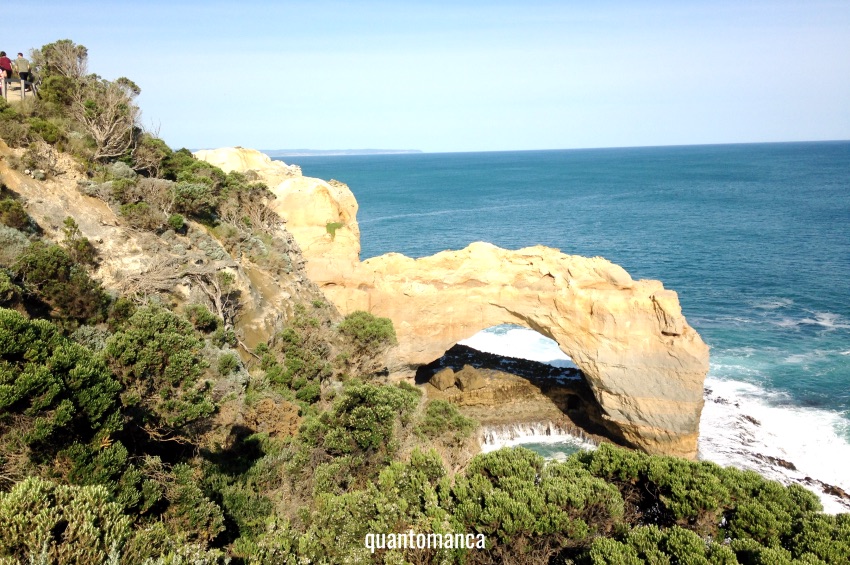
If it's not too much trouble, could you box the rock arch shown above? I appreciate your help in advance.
[196,148,710,459]
[324,243,709,459]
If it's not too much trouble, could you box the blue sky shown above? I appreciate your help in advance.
[4,1,849,152]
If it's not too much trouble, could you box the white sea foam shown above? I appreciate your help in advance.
[752,298,794,310]
[700,376,850,513]
[464,326,850,513]
[361,202,532,224]
[480,422,597,454]
[772,312,850,330]
[459,325,578,369]
[802,312,850,330]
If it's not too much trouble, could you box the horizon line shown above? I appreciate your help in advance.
[251,138,850,157]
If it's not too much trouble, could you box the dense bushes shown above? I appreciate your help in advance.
[12,241,109,324]
[337,310,397,375]
[304,381,420,457]
[104,305,214,437]
[0,309,121,461]
[0,476,131,563]
[416,399,477,445]
[450,448,624,557]
[0,198,31,231]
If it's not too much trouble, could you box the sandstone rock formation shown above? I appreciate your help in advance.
[455,365,487,392]
[0,141,324,354]
[193,146,302,185]
[196,147,710,459]
[430,367,456,391]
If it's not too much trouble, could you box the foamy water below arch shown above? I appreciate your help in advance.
[462,326,850,514]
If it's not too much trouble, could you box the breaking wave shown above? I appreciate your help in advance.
[464,326,850,513]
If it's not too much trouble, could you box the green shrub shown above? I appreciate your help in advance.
[107,296,137,331]
[337,310,397,376]
[37,74,77,109]
[168,213,185,232]
[0,476,131,563]
[62,216,97,265]
[325,221,344,239]
[788,513,850,563]
[416,399,477,444]
[0,198,31,231]
[260,313,333,394]
[132,133,172,177]
[164,463,226,543]
[0,224,30,267]
[0,269,23,306]
[104,305,214,435]
[185,303,220,332]
[212,326,237,348]
[451,448,624,549]
[110,177,137,203]
[295,382,321,403]
[173,182,217,217]
[162,149,226,189]
[220,482,274,541]
[120,201,165,231]
[583,525,737,564]
[70,324,110,351]
[0,308,122,455]
[316,381,420,455]
[0,99,33,147]
[27,117,64,145]
[13,241,109,323]
[218,353,239,376]
[338,310,397,349]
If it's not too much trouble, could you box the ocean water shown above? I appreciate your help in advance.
[283,142,850,510]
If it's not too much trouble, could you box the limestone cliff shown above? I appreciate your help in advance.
[0,140,325,352]
[193,146,302,185]
[197,147,711,459]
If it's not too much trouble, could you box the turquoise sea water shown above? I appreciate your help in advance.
[280,142,850,506]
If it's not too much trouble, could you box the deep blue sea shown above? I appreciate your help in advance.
[279,142,850,509]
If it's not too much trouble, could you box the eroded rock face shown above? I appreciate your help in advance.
[193,146,302,184]
[200,147,710,459]
[430,367,456,391]
[195,148,361,279]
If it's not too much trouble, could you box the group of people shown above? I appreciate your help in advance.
[0,51,31,82]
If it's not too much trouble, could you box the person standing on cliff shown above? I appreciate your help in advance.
[13,53,31,84]
[0,52,12,79]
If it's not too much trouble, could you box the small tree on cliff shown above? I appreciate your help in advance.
[31,39,89,79]
[31,39,141,162]
[71,75,141,160]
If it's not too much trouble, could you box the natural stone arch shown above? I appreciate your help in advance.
[195,147,710,459]
[322,243,709,459]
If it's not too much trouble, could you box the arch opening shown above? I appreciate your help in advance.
[414,324,623,449]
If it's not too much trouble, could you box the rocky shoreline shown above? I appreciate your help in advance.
[417,344,617,446]
[421,344,850,513]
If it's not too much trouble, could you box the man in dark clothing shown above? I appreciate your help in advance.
[0,52,12,78]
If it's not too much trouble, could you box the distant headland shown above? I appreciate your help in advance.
[261,148,423,157]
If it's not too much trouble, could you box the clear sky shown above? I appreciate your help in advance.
[5,1,849,152]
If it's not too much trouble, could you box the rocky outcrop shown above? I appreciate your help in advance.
[193,146,302,185]
[455,365,487,392]
[195,148,362,282]
[0,141,324,354]
[197,147,711,459]
[430,367,456,391]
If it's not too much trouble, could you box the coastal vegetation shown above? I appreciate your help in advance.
[0,39,848,564]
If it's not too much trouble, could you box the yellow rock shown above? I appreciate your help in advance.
[201,146,710,459]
